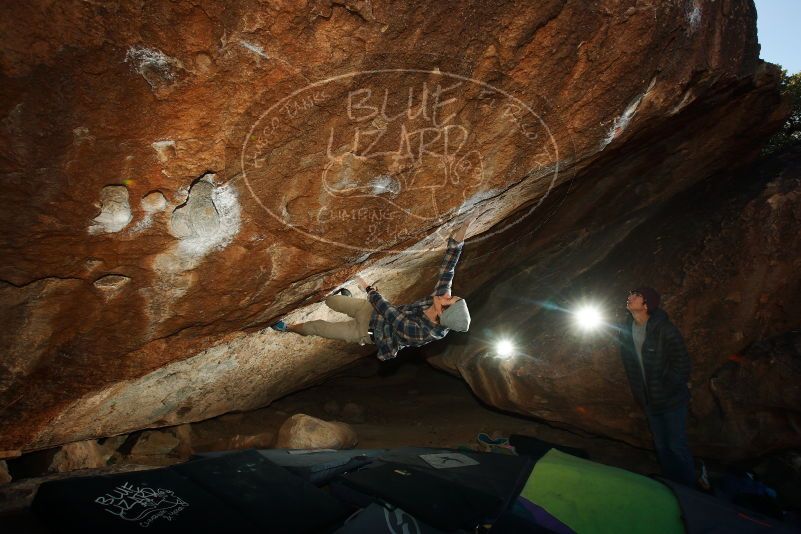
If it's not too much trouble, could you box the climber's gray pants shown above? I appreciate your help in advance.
[297,295,374,345]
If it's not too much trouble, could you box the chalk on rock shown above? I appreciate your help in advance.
[171,180,219,238]
[125,46,181,91]
[89,185,132,234]
[93,274,131,299]
[187,182,221,235]
[168,174,241,257]
[151,141,176,164]
[142,190,168,212]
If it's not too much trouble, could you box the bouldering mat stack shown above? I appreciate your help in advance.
[34,445,799,533]
[32,447,534,533]
[32,450,348,533]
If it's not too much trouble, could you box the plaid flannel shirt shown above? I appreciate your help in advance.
[367,237,464,361]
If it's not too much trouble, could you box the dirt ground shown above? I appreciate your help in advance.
[266,357,661,475]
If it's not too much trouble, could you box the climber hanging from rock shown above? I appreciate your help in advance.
[273,213,476,360]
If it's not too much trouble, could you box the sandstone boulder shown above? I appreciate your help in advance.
[47,436,127,473]
[276,414,358,449]
[48,441,107,473]
[130,430,181,458]
[0,0,788,454]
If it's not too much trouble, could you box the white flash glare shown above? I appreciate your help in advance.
[575,305,603,331]
[496,339,514,358]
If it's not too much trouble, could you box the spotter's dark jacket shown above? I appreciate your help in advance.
[619,308,692,414]
[367,238,463,361]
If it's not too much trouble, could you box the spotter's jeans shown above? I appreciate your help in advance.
[646,401,696,486]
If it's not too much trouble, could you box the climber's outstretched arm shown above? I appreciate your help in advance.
[450,213,477,244]
[433,213,477,296]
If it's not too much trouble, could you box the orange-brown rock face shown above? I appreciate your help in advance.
[0,0,786,453]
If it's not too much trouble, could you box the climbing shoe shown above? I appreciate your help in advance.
[477,433,510,446]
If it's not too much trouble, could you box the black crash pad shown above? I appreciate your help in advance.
[33,450,348,533]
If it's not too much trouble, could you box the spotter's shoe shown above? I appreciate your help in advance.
[271,320,288,332]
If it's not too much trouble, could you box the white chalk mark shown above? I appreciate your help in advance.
[89,185,133,234]
[368,174,401,196]
[601,78,655,149]
[239,40,269,59]
[670,90,695,116]
[687,1,702,33]
[125,46,181,89]
[152,140,176,163]
[175,175,241,258]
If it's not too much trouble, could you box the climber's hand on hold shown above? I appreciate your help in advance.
[451,212,478,243]
[354,275,369,291]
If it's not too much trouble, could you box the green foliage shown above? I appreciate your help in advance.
[763,70,801,155]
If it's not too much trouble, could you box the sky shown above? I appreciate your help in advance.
[754,0,801,74]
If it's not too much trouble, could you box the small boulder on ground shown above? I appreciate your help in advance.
[48,439,121,473]
[276,414,357,449]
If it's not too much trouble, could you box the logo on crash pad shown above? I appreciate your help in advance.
[94,481,188,527]
[241,63,566,253]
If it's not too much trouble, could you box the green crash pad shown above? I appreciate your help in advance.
[521,449,684,534]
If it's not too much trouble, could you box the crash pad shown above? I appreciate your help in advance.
[521,449,684,534]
